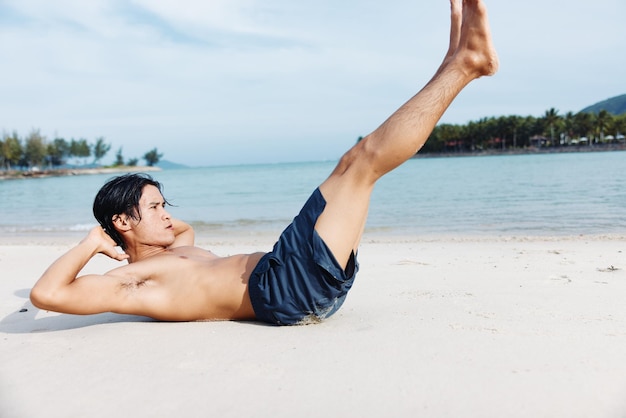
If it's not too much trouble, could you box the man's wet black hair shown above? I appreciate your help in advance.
[93,173,168,250]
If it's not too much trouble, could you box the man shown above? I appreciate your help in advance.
[31,0,498,325]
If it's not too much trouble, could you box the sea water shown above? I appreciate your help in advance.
[1,151,625,237]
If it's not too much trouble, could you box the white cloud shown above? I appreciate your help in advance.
[130,0,265,35]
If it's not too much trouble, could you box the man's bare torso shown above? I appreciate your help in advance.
[106,247,265,321]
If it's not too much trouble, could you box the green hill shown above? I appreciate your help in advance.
[580,94,626,115]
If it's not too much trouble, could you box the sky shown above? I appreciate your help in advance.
[1,0,624,167]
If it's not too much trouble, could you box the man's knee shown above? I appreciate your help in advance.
[333,136,381,183]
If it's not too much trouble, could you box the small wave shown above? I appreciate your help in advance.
[68,223,97,231]
[189,218,291,232]
[0,223,97,233]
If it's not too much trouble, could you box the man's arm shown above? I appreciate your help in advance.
[30,226,130,314]
[170,218,194,247]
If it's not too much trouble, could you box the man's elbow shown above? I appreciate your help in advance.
[30,284,60,311]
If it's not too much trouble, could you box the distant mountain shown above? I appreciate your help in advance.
[157,160,189,169]
[580,94,626,115]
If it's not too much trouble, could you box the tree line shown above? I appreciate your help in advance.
[4,108,625,170]
[0,130,163,170]
[421,109,626,153]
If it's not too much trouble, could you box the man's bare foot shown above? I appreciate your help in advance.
[453,0,499,78]
[444,0,462,63]
[434,0,462,77]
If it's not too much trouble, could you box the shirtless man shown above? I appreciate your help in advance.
[31,0,498,325]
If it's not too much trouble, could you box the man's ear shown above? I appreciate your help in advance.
[112,214,132,232]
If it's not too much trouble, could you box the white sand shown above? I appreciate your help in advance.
[1,233,626,417]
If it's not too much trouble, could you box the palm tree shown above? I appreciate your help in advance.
[573,112,594,145]
[24,130,47,168]
[594,110,613,143]
[542,108,560,147]
[143,148,163,167]
[562,112,575,145]
[614,114,626,141]
[92,137,111,164]
[2,132,22,169]
[47,138,70,167]
[113,147,125,166]
[70,138,91,166]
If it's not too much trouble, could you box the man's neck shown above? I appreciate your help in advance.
[124,244,168,263]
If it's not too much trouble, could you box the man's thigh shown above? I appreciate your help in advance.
[316,172,374,269]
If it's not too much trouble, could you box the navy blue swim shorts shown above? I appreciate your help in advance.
[248,188,359,325]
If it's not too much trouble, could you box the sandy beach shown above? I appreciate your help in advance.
[2,232,626,417]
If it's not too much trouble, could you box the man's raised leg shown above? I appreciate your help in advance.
[316,0,499,268]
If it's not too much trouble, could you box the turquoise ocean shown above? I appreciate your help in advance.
[2,151,626,238]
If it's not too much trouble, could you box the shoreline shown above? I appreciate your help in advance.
[0,165,161,181]
[417,142,626,159]
[1,230,624,247]
[1,143,625,180]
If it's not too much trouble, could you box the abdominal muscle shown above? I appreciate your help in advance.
[112,247,266,321]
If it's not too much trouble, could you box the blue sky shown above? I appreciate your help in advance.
[1,0,624,167]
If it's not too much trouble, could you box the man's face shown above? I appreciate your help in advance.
[128,185,176,247]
